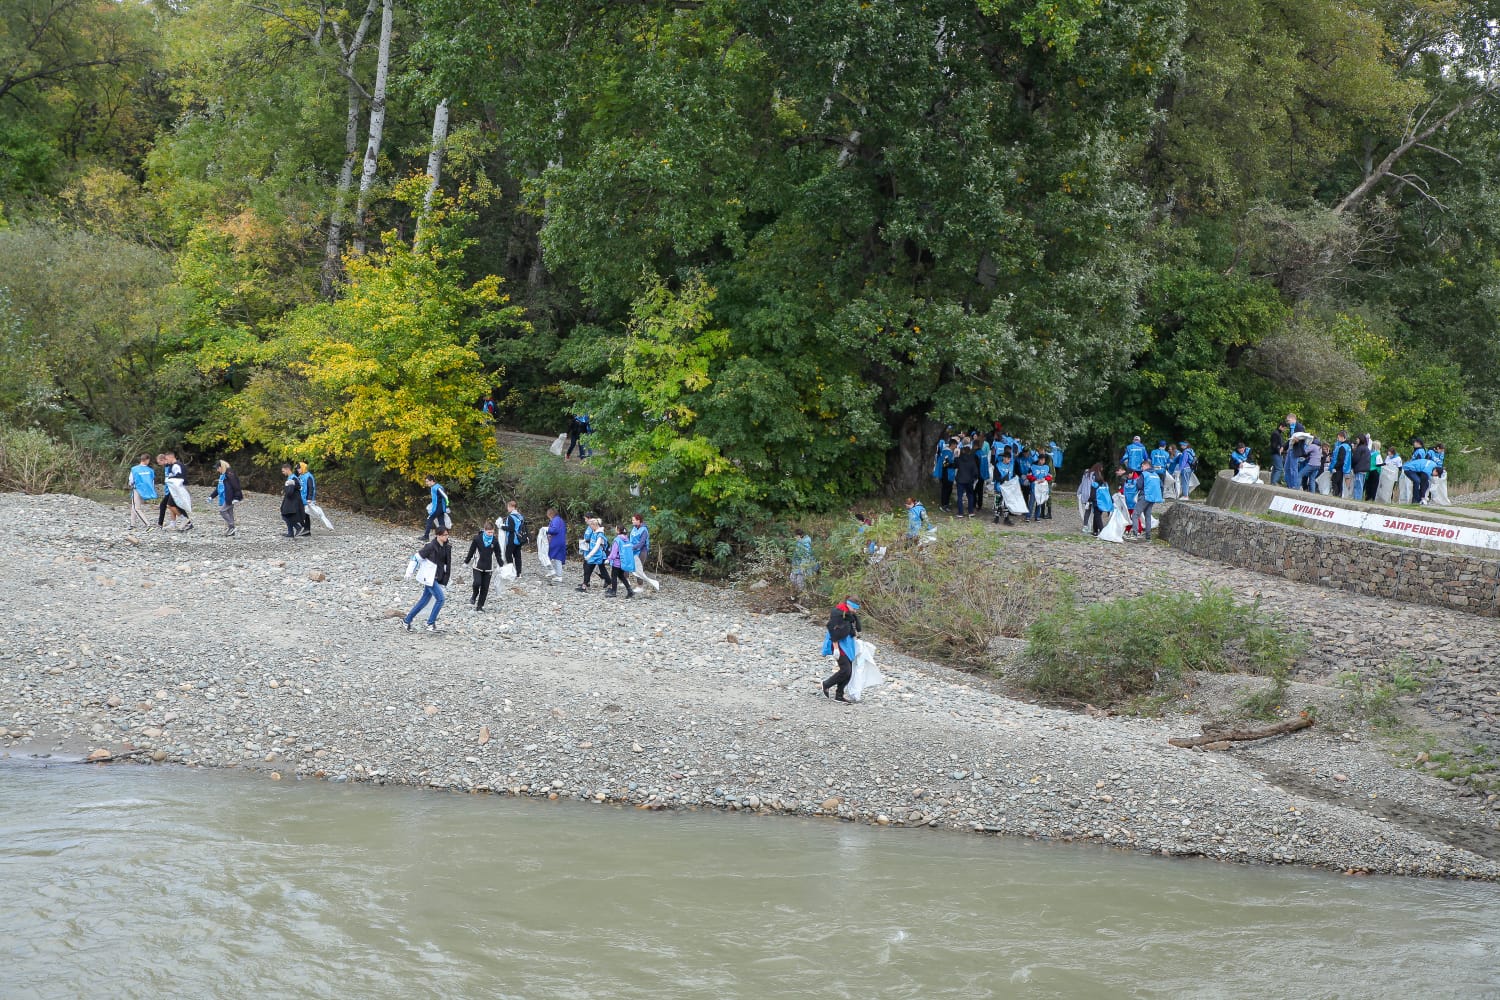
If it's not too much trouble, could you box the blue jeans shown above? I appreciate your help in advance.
[1351,472,1366,500]
[405,583,446,625]
[1271,454,1285,486]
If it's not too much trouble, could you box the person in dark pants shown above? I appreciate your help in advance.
[819,598,861,703]
[606,524,635,598]
[464,523,502,611]
[954,445,980,517]
[499,500,525,578]
[279,464,305,538]
[404,527,452,632]
[420,475,449,542]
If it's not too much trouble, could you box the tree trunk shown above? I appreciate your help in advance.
[884,412,941,496]
[415,97,450,250]
[319,0,377,297]
[321,78,363,297]
[352,0,394,255]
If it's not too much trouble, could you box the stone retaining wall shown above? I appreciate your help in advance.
[1158,503,1500,617]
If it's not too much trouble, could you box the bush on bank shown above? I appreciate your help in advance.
[745,515,1067,667]
[1020,584,1301,705]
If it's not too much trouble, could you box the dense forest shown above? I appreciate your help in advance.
[3,0,1499,553]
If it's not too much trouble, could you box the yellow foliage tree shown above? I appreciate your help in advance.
[207,182,526,486]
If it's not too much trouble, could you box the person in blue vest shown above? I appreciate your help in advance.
[1150,440,1170,475]
[1121,469,1141,536]
[577,517,610,591]
[933,436,956,512]
[975,435,991,513]
[214,460,244,537]
[128,454,157,531]
[1330,432,1353,498]
[1229,443,1251,475]
[904,496,931,543]
[628,513,662,591]
[297,462,316,536]
[606,523,635,598]
[1092,468,1114,535]
[499,499,525,578]
[1432,443,1447,483]
[1138,460,1164,540]
[420,475,449,542]
[1025,456,1052,522]
[992,447,1017,525]
[1175,441,1197,498]
[1122,435,1147,472]
[1405,439,1433,505]
[819,597,862,703]
[1049,440,1064,473]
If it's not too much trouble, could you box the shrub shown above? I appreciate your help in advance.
[770,516,1067,666]
[1021,584,1299,705]
[0,426,119,493]
[468,446,639,538]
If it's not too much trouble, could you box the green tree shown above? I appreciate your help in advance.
[202,183,526,488]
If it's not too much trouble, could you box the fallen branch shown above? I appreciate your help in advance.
[76,748,150,764]
[1168,712,1314,748]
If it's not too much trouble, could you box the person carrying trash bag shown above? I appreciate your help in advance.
[819,597,862,703]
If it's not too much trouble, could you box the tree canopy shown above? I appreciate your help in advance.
[3,0,1500,550]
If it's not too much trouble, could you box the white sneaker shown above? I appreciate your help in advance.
[425,623,437,633]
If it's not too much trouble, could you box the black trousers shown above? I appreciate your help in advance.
[503,539,523,576]
[939,479,953,508]
[583,562,608,587]
[610,566,634,595]
[1364,471,1380,502]
[1330,470,1345,498]
[471,569,492,609]
[823,651,853,697]
[281,514,300,537]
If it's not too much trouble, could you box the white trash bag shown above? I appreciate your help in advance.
[1377,464,1399,503]
[1231,462,1260,485]
[1097,493,1128,543]
[847,638,884,703]
[1033,479,1051,509]
[999,478,1028,515]
[167,479,193,515]
[549,433,567,456]
[1429,473,1452,507]
[307,501,334,530]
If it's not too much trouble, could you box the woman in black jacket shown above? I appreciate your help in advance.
[279,463,305,538]
[463,523,503,611]
[404,527,453,632]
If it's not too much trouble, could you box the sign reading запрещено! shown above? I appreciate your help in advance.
[1267,496,1500,552]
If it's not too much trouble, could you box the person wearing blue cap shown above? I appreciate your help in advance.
[1174,441,1197,498]
[820,597,862,702]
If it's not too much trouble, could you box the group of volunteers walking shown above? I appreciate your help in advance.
[128,451,330,539]
[1268,414,1449,506]
[403,485,662,631]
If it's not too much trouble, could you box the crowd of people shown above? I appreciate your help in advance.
[403,483,663,631]
[926,425,1203,541]
[1266,414,1450,506]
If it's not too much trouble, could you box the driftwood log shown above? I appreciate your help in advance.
[1168,712,1314,749]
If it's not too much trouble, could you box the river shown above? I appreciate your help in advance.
[3,759,1497,998]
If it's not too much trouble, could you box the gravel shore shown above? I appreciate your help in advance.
[3,491,1498,881]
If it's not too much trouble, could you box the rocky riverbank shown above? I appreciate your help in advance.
[2,491,1498,880]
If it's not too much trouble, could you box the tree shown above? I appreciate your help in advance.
[202,182,526,488]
